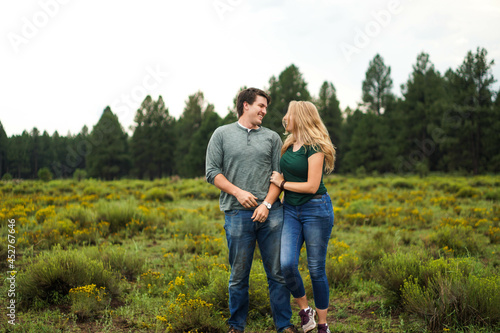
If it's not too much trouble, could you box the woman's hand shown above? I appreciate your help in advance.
[270,171,284,187]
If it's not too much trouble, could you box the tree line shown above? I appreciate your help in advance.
[0,47,499,180]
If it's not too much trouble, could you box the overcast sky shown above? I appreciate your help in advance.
[1,0,499,136]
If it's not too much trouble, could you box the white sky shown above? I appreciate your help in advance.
[1,0,499,136]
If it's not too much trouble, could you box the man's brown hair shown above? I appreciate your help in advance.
[236,88,271,117]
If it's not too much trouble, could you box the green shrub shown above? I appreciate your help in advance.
[144,187,174,202]
[428,225,484,256]
[38,167,53,182]
[162,210,214,238]
[344,199,374,216]
[415,161,429,178]
[183,234,225,256]
[82,186,102,196]
[179,185,220,200]
[13,184,36,195]
[17,247,122,309]
[357,178,388,191]
[434,181,463,193]
[401,259,500,330]
[73,169,87,181]
[485,189,500,200]
[42,218,77,237]
[35,206,56,223]
[468,177,494,187]
[69,284,110,319]
[94,245,145,281]
[47,180,74,193]
[95,199,143,232]
[326,252,360,288]
[456,186,482,198]
[392,179,415,189]
[61,205,97,226]
[358,230,395,273]
[372,249,429,305]
[156,293,226,332]
[355,166,366,178]
[198,268,230,313]
[2,172,13,181]
[138,269,167,296]
[247,262,272,319]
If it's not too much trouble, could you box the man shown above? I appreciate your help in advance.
[206,88,297,333]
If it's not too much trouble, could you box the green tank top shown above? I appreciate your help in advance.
[280,145,327,206]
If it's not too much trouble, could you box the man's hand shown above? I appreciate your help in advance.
[251,204,269,223]
[235,189,258,208]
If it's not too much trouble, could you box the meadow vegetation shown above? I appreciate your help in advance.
[0,175,499,332]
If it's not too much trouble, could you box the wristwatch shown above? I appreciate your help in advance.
[262,201,272,210]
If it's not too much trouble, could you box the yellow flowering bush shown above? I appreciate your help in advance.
[184,233,225,255]
[488,226,500,244]
[6,204,29,221]
[35,206,56,223]
[140,270,166,296]
[326,252,360,287]
[429,224,484,256]
[69,284,109,319]
[430,196,456,208]
[156,293,225,332]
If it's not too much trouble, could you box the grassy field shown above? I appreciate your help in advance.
[0,175,499,332]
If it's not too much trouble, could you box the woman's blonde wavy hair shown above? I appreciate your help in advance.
[281,101,336,174]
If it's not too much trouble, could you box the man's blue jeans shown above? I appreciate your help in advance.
[280,193,334,310]
[224,205,292,332]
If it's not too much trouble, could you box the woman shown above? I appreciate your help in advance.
[270,101,335,333]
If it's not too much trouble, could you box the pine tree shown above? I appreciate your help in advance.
[50,131,74,178]
[30,127,40,178]
[441,47,496,173]
[362,54,394,115]
[185,106,221,177]
[131,96,175,179]
[267,64,311,137]
[316,81,342,150]
[87,107,130,180]
[342,112,396,173]
[396,53,447,172]
[174,91,207,177]
[8,131,31,178]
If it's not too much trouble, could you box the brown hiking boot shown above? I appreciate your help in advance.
[282,325,299,333]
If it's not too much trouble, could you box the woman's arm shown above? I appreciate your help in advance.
[271,152,324,194]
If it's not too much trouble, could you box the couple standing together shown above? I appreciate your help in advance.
[206,88,336,333]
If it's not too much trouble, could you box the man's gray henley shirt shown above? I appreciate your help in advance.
[205,122,282,211]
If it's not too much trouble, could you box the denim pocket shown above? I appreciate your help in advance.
[308,198,324,204]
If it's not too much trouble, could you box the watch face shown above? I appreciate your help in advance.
[265,203,271,209]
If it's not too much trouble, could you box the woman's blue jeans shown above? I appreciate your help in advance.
[224,206,292,332]
[280,193,334,310]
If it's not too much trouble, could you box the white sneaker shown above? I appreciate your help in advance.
[298,308,316,333]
